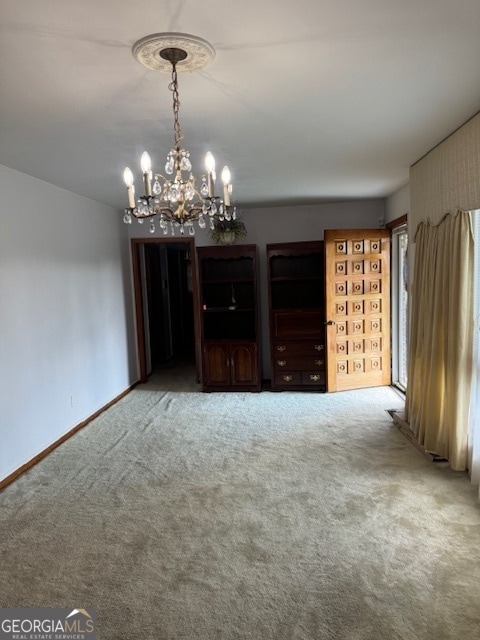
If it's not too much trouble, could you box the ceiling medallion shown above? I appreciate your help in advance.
[132,32,216,73]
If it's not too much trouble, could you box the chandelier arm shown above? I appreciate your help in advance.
[189,208,207,220]
[190,201,207,212]
[153,172,170,182]
[152,205,176,217]
[155,202,202,220]
[130,210,159,219]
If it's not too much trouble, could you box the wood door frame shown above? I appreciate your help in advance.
[386,214,407,230]
[131,237,201,384]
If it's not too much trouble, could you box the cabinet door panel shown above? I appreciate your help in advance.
[203,343,230,387]
[230,343,258,386]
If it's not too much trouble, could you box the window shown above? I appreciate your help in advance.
[468,210,480,489]
[390,221,408,391]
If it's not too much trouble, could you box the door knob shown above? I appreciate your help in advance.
[325,320,336,326]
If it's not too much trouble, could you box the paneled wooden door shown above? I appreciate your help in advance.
[324,229,391,392]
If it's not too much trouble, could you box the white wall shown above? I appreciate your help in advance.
[128,199,385,377]
[386,183,410,224]
[0,165,137,482]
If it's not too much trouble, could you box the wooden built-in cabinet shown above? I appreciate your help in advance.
[267,241,326,391]
[197,245,261,392]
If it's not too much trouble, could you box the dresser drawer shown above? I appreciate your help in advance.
[273,355,325,370]
[273,341,325,356]
[274,371,302,386]
[301,371,326,386]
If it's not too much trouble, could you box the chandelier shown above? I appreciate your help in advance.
[122,33,236,236]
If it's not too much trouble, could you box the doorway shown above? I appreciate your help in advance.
[131,238,201,384]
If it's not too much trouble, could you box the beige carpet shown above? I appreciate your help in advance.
[1,367,480,639]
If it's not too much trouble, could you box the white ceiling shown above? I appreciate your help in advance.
[1,0,480,211]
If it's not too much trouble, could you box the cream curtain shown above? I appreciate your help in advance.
[405,210,474,470]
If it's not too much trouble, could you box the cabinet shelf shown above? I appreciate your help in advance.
[270,275,323,282]
[203,307,256,313]
[271,306,324,313]
[201,277,254,284]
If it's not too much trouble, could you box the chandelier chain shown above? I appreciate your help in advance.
[169,64,184,148]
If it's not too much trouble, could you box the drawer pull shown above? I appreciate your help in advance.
[277,360,287,367]
[314,359,324,366]
[314,344,324,351]
[283,375,293,382]
[310,374,322,382]
[276,345,287,352]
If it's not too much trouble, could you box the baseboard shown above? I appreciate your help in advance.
[0,381,139,492]
[387,409,447,463]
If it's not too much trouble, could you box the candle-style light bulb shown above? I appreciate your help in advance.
[205,152,216,197]
[221,166,231,185]
[141,152,152,197]
[222,166,231,206]
[123,167,134,187]
[205,151,215,173]
[123,167,136,209]
[141,151,152,173]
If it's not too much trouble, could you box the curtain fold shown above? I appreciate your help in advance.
[405,210,473,471]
